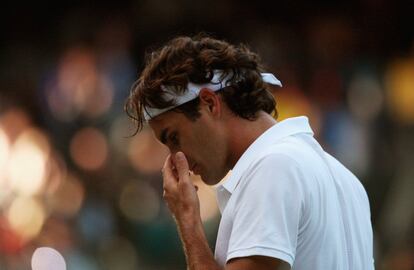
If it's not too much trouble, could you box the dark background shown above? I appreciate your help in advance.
[0,1,413,269]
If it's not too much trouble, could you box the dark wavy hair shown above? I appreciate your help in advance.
[125,34,277,132]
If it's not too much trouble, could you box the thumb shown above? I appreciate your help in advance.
[174,152,190,181]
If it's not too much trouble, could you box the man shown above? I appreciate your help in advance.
[125,35,375,270]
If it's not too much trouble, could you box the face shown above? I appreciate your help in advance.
[149,99,229,185]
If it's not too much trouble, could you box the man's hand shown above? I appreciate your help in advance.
[161,152,284,270]
[162,151,200,223]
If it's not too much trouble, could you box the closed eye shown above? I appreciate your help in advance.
[169,132,179,147]
[160,128,169,145]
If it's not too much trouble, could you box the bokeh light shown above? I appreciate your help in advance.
[273,87,313,120]
[347,74,384,122]
[98,236,139,270]
[118,180,160,223]
[69,127,108,171]
[47,47,114,121]
[127,128,169,174]
[43,154,67,196]
[77,200,115,245]
[0,108,31,142]
[7,196,46,242]
[36,218,74,252]
[7,128,50,196]
[109,116,136,156]
[385,58,414,125]
[0,128,10,188]
[272,86,322,136]
[31,247,66,270]
[0,217,25,254]
[46,174,85,218]
[65,250,100,270]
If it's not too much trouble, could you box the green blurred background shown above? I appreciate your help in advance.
[0,1,413,269]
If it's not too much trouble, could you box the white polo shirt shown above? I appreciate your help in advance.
[214,116,374,270]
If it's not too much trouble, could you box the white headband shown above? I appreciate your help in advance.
[144,70,282,120]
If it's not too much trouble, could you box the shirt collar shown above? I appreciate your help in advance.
[215,116,314,213]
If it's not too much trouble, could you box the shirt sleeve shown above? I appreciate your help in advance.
[226,153,305,267]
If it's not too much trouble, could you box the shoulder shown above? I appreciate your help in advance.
[238,151,306,198]
[246,141,306,180]
[256,135,314,165]
[246,135,323,181]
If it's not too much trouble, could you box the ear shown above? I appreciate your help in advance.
[198,88,221,117]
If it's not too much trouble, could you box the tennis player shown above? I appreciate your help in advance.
[125,35,375,270]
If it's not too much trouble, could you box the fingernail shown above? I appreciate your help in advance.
[176,152,184,161]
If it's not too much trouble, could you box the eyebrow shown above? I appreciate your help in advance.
[160,128,169,145]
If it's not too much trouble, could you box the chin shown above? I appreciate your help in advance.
[200,173,220,186]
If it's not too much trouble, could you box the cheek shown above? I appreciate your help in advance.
[200,141,222,167]
[186,127,220,164]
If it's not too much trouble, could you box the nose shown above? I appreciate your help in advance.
[167,145,180,156]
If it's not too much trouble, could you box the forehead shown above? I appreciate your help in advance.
[148,110,188,133]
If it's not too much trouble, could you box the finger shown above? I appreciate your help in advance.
[166,155,179,179]
[174,152,190,182]
[162,155,178,188]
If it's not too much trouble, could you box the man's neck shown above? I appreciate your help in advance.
[226,111,277,169]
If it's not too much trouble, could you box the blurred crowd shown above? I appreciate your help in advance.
[0,1,413,269]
